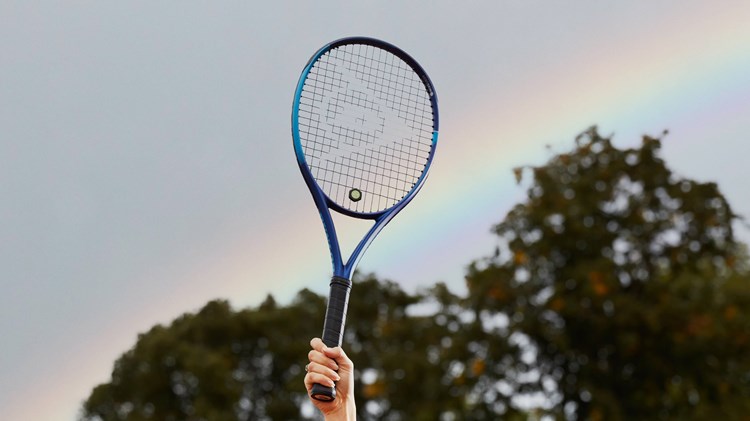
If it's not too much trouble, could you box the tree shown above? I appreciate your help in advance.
[343,278,526,420]
[81,289,325,421]
[83,127,750,420]
[466,127,750,420]
[81,276,512,420]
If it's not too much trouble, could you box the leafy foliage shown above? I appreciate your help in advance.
[82,127,750,420]
[466,127,750,419]
[81,277,515,420]
[81,290,325,421]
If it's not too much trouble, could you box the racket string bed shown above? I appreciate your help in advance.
[297,43,434,214]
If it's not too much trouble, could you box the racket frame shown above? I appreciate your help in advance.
[291,36,438,400]
[292,36,438,280]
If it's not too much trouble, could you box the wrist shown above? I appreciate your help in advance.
[324,399,356,421]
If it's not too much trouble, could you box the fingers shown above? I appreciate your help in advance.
[304,370,336,389]
[310,337,350,363]
[322,344,353,372]
[305,338,340,392]
[304,338,355,406]
[310,337,325,351]
[306,361,340,382]
[308,348,339,371]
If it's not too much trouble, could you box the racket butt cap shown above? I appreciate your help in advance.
[311,383,336,401]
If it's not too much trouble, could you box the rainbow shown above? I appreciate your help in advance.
[11,3,750,420]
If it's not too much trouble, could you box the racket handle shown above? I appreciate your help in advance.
[310,276,352,402]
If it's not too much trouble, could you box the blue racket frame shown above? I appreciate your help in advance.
[292,36,439,281]
[292,37,438,401]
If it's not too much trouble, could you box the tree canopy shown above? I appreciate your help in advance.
[80,278,512,420]
[81,127,750,420]
[465,127,750,419]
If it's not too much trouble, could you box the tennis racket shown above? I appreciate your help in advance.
[291,37,439,401]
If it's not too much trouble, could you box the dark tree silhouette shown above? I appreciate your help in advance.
[466,127,750,420]
[80,277,522,420]
[82,127,750,421]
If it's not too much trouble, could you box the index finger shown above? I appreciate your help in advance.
[310,337,327,352]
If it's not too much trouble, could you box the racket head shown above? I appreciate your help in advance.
[292,37,439,219]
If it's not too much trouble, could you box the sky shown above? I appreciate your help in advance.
[1,2,749,419]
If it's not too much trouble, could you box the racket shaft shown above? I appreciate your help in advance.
[310,276,351,401]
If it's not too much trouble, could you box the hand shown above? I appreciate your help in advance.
[304,338,356,420]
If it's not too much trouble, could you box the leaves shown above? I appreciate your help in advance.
[81,127,750,421]
[80,276,513,420]
[468,127,750,419]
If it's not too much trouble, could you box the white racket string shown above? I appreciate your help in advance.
[297,43,435,214]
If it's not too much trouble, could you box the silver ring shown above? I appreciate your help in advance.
[305,363,309,372]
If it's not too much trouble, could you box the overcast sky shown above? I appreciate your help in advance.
[2,2,749,419]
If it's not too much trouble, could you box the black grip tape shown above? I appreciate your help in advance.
[321,276,352,347]
[311,276,352,402]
